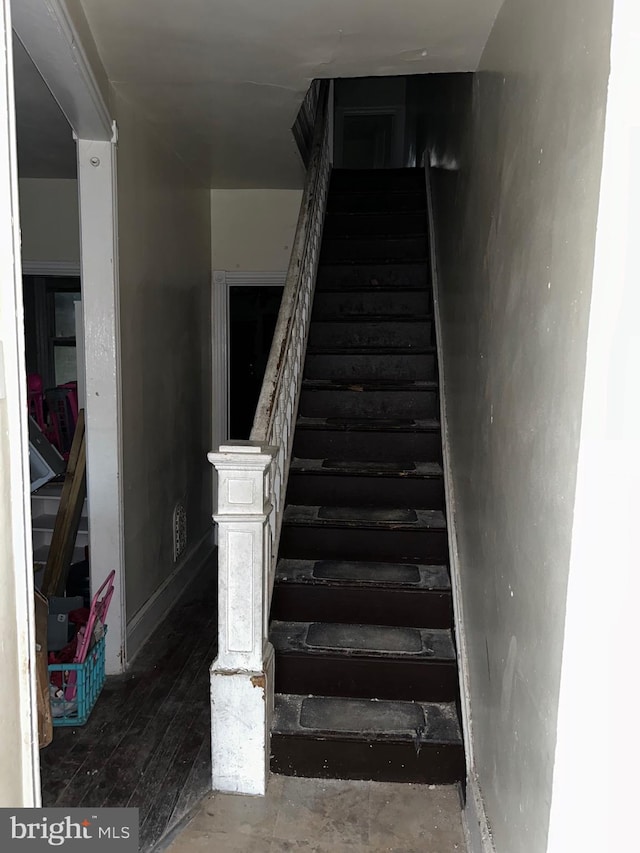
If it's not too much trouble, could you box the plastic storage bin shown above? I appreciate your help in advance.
[48,628,107,726]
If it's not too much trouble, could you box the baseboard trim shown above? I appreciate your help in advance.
[463,775,496,853]
[425,165,475,775]
[126,528,216,664]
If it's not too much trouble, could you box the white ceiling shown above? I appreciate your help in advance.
[75,0,503,188]
[13,35,77,179]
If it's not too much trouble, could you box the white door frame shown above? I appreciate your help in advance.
[0,0,40,806]
[76,137,126,674]
[13,1,126,675]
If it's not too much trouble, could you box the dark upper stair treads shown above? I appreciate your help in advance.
[323,210,427,238]
[287,458,445,510]
[327,190,426,215]
[293,416,443,463]
[312,287,430,317]
[272,558,452,628]
[316,262,429,291]
[304,347,437,382]
[298,379,439,420]
[329,168,425,193]
[320,235,426,265]
[307,316,433,348]
[280,505,448,563]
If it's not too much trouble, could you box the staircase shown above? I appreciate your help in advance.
[31,482,88,573]
[269,167,465,784]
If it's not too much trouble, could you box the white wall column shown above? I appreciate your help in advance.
[208,442,277,795]
[77,136,126,674]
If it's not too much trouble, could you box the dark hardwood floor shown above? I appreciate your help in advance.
[40,560,217,852]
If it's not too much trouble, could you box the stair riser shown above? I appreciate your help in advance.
[316,262,429,290]
[33,544,86,567]
[286,473,445,510]
[330,169,425,192]
[271,585,453,628]
[313,290,430,317]
[323,211,427,237]
[327,192,426,214]
[294,430,443,463]
[274,654,457,702]
[299,389,438,419]
[32,530,88,549]
[304,352,437,382]
[280,526,448,563]
[321,237,426,264]
[31,495,88,518]
[309,320,432,348]
[271,737,465,784]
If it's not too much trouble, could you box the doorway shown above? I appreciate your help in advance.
[229,286,283,439]
[341,111,396,169]
[23,276,81,390]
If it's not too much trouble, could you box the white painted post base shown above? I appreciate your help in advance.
[208,442,278,796]
[210,643,275,795]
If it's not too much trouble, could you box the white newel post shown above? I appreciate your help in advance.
[208,442,277,795]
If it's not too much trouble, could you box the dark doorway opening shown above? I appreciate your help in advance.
[23,275,81,390]
[342,112,395,169]
[229,286,283,439]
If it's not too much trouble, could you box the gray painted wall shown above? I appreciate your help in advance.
[18,178,80,263]
[210,189,302,271]
[427,1,613,850]
[115,90,213,623]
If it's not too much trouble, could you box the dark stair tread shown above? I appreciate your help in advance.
[276,559,450,590]
[320,257,428,267]
[316,262,429,289]
[283,505,446,530]
[328,186,425,197]
[322,232,426,242]
[273,694,461,744]
[323,212,428,238]
[302,379,438,392]
[270,621,455,660]
[296,416,441,433]
[325,208,427,218]
[329,175,425,193]
[310,313,432,324]
[307,344,436,354]
[331,167,425,179]
[289,458,442,478]
[317,283,428,294]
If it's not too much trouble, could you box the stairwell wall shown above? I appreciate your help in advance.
[18,178,80,265]
[427,1,613,851]
[210,189,302,271]
[114,89,213,653]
